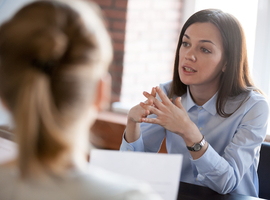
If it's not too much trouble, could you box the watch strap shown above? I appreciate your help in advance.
[187,136,206,152]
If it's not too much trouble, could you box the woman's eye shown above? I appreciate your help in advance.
[182,42,189,47]
[201,47,211,53]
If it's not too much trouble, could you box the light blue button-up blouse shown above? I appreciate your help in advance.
[120,81,269,197]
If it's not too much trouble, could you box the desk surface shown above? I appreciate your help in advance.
[178,182,265,200]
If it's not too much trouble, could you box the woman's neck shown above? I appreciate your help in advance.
[189,84,219,106]
[45,132,90,176]
[45,110,97,176]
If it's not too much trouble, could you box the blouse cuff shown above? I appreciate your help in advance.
[191,144,223,180]
[120,131,145,152]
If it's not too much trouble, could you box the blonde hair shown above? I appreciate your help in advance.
[0,0,112,177]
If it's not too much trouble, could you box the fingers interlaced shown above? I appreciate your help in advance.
[155,86,172,105]
[140,101,162,116]
[151,87,156,97]
[175,97,184,109]
[140,87,174,121]
[139,87,186,126]
[143,91,163,109]
[141,117,159,124]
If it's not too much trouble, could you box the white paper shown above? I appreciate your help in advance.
[90,150,183,200]
[0,137,17,164]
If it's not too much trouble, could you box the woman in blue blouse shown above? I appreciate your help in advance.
[120,9,269,197]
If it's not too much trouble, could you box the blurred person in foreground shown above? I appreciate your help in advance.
[0,1,162,199]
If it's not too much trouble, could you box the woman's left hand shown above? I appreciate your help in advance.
[140,86,199,143]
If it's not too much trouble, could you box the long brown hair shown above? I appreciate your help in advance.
[0,0,112,177]
[170,9,259,117]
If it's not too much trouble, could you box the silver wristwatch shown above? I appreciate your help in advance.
[187,136,206,152]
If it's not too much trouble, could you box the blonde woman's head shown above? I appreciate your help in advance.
[0,0,112,177]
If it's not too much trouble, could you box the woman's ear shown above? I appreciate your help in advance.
[94,73,111,111]
[222,66,226,72]
[222,62,227,72]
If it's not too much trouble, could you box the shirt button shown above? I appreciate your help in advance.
[199,107,203,110]
[199,127,203,131]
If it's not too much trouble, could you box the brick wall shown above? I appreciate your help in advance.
[92,0,128,102]
[92,0,183,107]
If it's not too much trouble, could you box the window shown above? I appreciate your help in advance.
[112,0,182,113]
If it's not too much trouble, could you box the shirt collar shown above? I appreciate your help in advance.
[186,87,196,112]
[186,87,218,116]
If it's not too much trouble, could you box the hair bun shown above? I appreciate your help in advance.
[31,29,68,63]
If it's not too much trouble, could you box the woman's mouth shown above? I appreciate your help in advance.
[183,66,196,72]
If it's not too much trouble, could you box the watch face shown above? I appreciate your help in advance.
[194,143,201,151]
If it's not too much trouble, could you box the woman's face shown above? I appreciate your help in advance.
[178,22,226,91]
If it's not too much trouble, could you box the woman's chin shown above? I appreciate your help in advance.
[179,78,192,86]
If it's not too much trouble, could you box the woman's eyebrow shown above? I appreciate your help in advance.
[184,34,190,39]
[184,34,216,46]
[200,39,215,46]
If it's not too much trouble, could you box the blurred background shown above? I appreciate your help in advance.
[0,0,269,150]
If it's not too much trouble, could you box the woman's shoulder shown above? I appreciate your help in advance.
[0,165,162,200]
[0,164,17,179]
[76,166,162,200]
[226,90,269,116]
[249,90,269,101]
[245,90,269,109]
[228,90,268,106]
[0,165,18,199]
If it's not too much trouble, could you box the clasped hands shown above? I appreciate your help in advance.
[128,86,198,141]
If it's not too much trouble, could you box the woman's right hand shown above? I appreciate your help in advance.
[128,103,151,123]
[128,87,157,123]
[125,88,156,143]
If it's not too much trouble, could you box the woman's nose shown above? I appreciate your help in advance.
[184,49,196,62]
